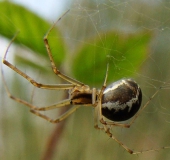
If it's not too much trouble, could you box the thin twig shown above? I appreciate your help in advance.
[41,82,70,160]
[41,106,68,160]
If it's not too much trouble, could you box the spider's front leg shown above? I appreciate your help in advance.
[43,10,84,86]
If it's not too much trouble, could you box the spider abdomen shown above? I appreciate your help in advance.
[102,79,142,121]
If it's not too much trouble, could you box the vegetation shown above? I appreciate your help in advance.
[1,1,170,160]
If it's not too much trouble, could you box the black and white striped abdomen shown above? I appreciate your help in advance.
[102,79,142,121]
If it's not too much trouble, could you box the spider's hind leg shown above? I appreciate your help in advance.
[103,125,135,154]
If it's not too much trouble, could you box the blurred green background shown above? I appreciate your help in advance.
[1,0,170,160]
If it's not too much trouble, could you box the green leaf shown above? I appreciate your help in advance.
[0,1,65,66]
[14,55,49,72]
[73,31,152,86]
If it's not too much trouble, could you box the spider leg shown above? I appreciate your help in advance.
[104,125,135,154]
[100,119,130,128]
[2,71,71,110]
[95,98,170,154]
[30,105,80,123]
[2,71,79,122]
[98,63,109,99]
[94,104,104,130]
[104,125,142,154]
[43,11,84,86]
[94,102,135,153]
[34,99,71,111]
[128,88,161,126]
[104,124,170,154]
[94,64,109,130]
[2,32,75,90]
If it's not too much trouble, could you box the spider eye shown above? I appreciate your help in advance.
[102,79,142,121]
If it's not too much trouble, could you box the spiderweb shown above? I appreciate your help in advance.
[1,1,170,160]
[59,1,170,159]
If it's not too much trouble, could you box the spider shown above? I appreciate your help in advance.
[1,11,169,154]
